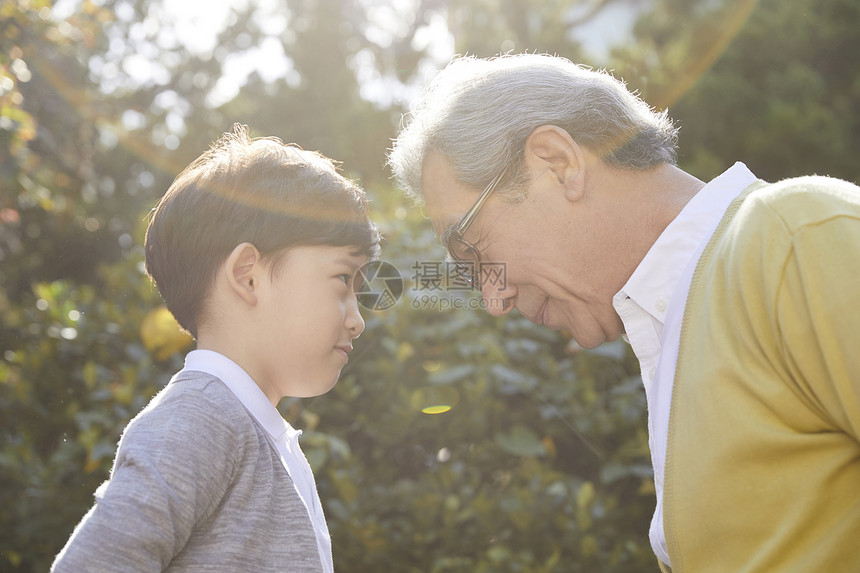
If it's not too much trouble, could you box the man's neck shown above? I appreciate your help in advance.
[610,162,703,238]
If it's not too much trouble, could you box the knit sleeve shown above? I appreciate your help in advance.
[776,211,860,441]
[51,383,241,572]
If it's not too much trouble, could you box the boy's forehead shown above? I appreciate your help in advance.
[310,244,370,266]
[266,244,368,268]
[336,252,369,268]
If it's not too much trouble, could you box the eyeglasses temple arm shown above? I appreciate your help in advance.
[455,173,504,233]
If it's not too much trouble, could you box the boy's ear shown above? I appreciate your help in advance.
[225,242,263,305]
[524,125,586,202]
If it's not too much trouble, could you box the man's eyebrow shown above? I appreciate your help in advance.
[435,218,460,238]
[439,223,459,250]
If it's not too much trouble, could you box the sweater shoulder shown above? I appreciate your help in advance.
[122,372,260,463]
[739,176,860,234]
[139,372,251,425]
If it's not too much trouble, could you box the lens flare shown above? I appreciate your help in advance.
[411,386,460,415]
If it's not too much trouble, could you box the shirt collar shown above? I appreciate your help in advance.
[614,162,758,324]
[180,349,301,443]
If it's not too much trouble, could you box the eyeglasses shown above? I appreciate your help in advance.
[441,171,505,290]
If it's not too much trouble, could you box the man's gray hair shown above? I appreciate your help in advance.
[388,53,679,201]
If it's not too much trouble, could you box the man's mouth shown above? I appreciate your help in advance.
[529,300,548,326]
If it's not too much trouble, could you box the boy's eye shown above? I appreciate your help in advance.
[337,273,352,285]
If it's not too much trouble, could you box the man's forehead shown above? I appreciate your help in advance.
[420,150,475,236]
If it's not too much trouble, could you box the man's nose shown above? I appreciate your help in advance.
[480,271,516,317]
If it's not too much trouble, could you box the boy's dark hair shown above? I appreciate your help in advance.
[145,124,380,339]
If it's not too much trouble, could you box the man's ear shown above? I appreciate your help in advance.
[224,242,263,305]
[524,125,586,202]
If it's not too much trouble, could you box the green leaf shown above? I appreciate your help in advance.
[495,425,546,457]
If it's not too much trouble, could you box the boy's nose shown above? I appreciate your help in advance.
[347,299,365,339]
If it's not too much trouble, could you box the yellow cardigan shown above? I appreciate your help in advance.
[660,176,860,572]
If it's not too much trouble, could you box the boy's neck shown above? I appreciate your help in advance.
[195,335,282,407]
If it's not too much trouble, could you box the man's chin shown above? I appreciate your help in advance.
[576,337,603,350]
[559,326,616,350]
[578,330,624,350]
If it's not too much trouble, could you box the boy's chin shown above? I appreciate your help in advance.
[320,378,340,395]
[279,372,342,400]
[306,376,341,398]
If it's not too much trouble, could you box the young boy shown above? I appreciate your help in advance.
[51,125,380,572]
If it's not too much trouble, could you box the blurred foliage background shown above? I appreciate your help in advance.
[2,0,858,571]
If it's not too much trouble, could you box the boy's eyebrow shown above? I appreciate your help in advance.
[334,256,365,270]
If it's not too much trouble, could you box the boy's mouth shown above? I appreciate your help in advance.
[334,345,353,359]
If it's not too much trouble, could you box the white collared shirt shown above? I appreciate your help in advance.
[612,163,758,566]
[180,349,333,573]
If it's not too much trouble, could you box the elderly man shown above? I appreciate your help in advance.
[388,53,860,572]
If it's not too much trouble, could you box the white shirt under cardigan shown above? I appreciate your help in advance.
[181,350,333,573]
[612,163,758,567]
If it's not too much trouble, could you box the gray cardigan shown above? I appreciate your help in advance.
[51,372,325,572]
